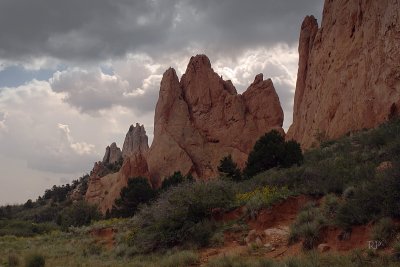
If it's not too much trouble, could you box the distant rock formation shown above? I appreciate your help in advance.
[147,55,284,185]
[102,142,122,164]
[287,0,400,148]
[85,124,149,213]
[122,123,149,158]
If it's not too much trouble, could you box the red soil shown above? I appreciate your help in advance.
[202,195,378,263]
[90,227,116,249]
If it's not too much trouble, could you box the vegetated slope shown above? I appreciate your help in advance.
[2,119,400,266]
[121,119,400,260]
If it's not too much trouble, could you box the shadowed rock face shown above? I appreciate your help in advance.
[102,142,122,164]
[287,0,400,149]
[147,54,284,185]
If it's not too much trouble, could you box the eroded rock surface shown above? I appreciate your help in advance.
[287,0,400,148]
[147,55,284,184]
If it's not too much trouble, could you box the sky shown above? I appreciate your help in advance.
[0,0,324,205]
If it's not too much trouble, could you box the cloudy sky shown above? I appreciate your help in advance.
[0,0,323,204]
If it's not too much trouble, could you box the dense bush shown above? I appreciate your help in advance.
[111,177,157,218]
[161,171,194,190]
[217,155,242,182]
[336,165,400,227]
[244,130,303,178]
[0,219,58,237]
[57,201,101,229]
[129,180,235,253]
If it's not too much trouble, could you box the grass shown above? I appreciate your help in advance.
[289,203,326,249]
[0,230,199,267]
[206,251,400,267]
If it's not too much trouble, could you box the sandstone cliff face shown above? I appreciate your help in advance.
[147,55,284,184]
[85,124,149,213]
[287,0,400,148]
[102,142,122,164]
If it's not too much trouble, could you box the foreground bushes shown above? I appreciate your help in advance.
[128,180,235,253]
[335,165,400,227]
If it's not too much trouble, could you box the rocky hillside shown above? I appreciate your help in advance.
[287,0,400,148]
[85,55,284,213]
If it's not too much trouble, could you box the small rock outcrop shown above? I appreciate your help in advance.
[85,124,150,213]
[102,142,122,164]
[147,55,284,184]
[287,0,400,148]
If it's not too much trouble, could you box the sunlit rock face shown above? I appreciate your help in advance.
[287,0,400,149]
[147,54,284,185]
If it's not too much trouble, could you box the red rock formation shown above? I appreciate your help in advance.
[147,55,284,184]
[85,124,150,213]
[122,123,149,158]
[287,0,400,148]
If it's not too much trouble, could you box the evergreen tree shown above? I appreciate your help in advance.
[244,130,303,178]
[111,177,156,218]
[217,155,242,182]
[161,171,194,190]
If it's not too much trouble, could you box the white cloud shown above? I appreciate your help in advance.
[0,79,153,177]
[57,123,95,155]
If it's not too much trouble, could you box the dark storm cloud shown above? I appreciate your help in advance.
[0,0,323,62]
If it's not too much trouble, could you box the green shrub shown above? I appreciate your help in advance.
[0,220,58,237]
[321,194,340,220]
[57,201,101,229]
[111,177,157,218]
[218,155,242,182]
[336,167,400,227]
[129,180,235,253]
[24,253,45,267]
[161,172,194,190]
[289,203,326,249]
[244,130,303,178]
[371,218,397,248]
